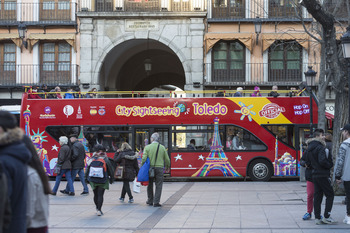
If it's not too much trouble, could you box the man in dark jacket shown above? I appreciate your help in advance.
[0,111,31,233]
[61,134,89,195]
[306,128,336,224]
[51,136,74,195]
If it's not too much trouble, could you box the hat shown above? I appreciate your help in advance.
[341,124,350,132]
[0,111,17,131]
[93,144,106,152]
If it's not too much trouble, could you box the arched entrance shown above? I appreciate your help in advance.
[99,39,185,91]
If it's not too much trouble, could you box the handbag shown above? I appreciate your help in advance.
[137,158,150,182]
[114,166,124,178]
[133,178,141,193]
[149,143,160,178]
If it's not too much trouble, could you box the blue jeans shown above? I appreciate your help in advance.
[52,169,74,194]
[65,168,89,193]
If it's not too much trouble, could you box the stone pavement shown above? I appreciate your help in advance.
[48,181,350,233]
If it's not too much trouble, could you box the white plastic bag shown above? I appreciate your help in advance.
[133,178,141,193]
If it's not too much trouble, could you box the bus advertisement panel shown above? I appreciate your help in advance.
[20,93,317,181]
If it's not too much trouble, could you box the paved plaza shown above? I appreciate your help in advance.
[49,180,350,233]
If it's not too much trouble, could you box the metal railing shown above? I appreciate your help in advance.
[79,0,206,12]
[0,2,77,24]
[204,62,320,86]
[0,64,79,86]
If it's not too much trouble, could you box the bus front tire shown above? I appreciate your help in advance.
[248,159,273,181]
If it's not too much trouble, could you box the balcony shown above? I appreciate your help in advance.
[204,62,320,86]
[79,0,206,12]
[0,2,77,26]
[0,64,79,87]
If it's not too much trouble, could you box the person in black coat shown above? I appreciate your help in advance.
[114,142,139,203]
[306,128,336,224]
[0,111,31,233]
[61,134,89,195]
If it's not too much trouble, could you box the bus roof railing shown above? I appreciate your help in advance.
[25,89,307,99]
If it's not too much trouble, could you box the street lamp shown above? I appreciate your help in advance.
[18,22,28,49]
[341,26,350,123]
[304,66,317,136]
[254,17,262,45]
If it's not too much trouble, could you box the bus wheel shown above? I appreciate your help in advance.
[248,159,272,181]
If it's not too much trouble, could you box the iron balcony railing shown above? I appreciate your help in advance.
[0,2,77,24]
[79,0,206,12]
[204,62,320,86]
[0,64,79,86]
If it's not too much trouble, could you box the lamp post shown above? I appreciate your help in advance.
[341,26,350,123]
[304,66,317,136]
[254,17,262,45]
[18,22,27,49]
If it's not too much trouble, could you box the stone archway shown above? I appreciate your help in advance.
[99,39,186,91]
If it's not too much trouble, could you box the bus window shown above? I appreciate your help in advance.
[46,125,132,152]
[172,125,224,151]
[264,125,295,148]
[226,126,267,151]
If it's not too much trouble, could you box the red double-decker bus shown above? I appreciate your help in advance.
[20,91,317,181]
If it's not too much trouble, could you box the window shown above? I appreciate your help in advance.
[269,0,297,18]
[40,41,71,84]
[0,0,16,20]
[46,125,133,152]
[40,0,71,21]
[212,0,245,18]
[0,43,16,84]
[172,125,224,151]
[226,126,267,151]
[96,0,113,12]
[268,40,302,82]
[264,125,295,148]
[212,40,245,82]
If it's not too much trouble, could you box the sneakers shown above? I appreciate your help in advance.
[60,190,69,195]
[128,198,134,203]
[343,215,350,224]
[302,212,311,220]
[146,201,153,206]
[322,216,337,224]
[119,197,124,202]
[315,218,324,225]
[96,210,103,216]
[153,203,162,207]
[68,192,75,196]
[80,191,89,196]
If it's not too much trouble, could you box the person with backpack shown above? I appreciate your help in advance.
[86,144,114,216]
[115,142,139,203]
[300,141,314,220]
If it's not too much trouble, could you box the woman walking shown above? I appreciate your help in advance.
[86,144,114,216]
[115,142,139,203]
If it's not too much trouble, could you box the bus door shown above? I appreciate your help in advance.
[133,127,171,172]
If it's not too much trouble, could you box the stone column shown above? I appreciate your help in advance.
[79,18,94,90]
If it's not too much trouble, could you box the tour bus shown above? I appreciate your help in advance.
[20,91,317,181]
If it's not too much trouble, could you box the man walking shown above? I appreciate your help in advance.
[335,124,350,225]
[141,133,170,207]
[306,128,336,224]
[61,134,89,195]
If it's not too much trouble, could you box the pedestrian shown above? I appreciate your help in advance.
[64,87,75,99]
[268,85,280,97]
[86,88,98,98]
[300,141,314,220]
[115,142,139,203]
[141,132,170,207]
[335,124,350,225]
[306,128,336,224]
[0,111,31,233]
[61,134,89,196]
[51,136,75,196]
[234,87,243,97]
[23,135,50,233]
[86,144,114,216]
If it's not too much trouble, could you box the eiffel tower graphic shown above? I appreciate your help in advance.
[192,118,242,177]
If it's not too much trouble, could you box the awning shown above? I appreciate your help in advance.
[325,112,334,129]
[204,33,253,53]
[0,33,22,48]
[262,33,309,52]
[27,33,76,52]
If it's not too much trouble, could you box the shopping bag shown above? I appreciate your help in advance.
[137,158,150,182]
[133,178,141,193]
[114,166,124,179]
